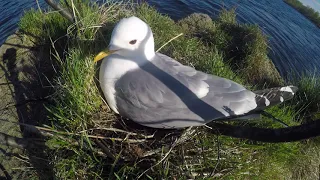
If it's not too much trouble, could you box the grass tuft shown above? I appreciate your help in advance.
[49,49,101,130]
[289,74,320,121]
[178,10,283,87]
[218,8,237,24]
[19,8,70,44]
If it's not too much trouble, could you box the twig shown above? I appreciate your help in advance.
[95,139,115,160]
[209,135,220,177]
[100,96,111,111]
[137,143,175,179]
[140,148,163,158]
[174,126,197,146]
[156,33,184,52]
[137,127,194,178]
[79,127,154,138]
[141,127,195,158]
[261,111,289,127]
[70,0,78,25]
[0,118,146,143]
[13,155,31,164]
[11,167,35,170]
[44,0,74,23]
[36,0,42,13]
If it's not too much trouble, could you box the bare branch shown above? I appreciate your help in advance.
[207,119,320,142]
[44,0,74,23]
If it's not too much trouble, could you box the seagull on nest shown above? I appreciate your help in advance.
[94,16,297,129]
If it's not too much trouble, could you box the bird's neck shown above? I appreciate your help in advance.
[143,33,155,61]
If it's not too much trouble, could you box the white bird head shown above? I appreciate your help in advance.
[94,16,155,62]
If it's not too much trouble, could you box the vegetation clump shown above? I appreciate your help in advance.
[7,0,320,179]
[179,10,284,87]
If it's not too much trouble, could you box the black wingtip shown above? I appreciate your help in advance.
[288,85,298,94]
[254,85,298,109]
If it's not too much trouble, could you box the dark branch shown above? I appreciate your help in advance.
[44,0,74,23]
[207,119,320,142]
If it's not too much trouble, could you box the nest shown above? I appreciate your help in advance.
[90,104,201,162]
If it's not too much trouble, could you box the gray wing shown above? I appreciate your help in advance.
[114,53,257,128]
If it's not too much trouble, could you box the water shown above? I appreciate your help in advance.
[1,0,320,77]
[0,0,47,43]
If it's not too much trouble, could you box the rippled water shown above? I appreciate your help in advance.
[0,0,46,43]
[147,0,320,77]
[1,0,320,77]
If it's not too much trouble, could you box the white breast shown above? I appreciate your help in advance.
[99,55,140,113]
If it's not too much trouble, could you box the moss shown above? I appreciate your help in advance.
[179,13,215,33]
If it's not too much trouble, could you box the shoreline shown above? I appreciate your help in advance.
[284,0,320,28]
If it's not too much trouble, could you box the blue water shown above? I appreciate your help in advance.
[0,1,46,43]
[1,0,320,77]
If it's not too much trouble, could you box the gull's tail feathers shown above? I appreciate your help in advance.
[253,85,298,109]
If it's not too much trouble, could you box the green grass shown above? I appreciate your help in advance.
[19,8,70,44]
[290,138,320,179]
[289,74,320,121]
[178,10,283,87]
[16,1,320,179]
[285,0,320,27]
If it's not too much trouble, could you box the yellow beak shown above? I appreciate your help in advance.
[94,50,118,62]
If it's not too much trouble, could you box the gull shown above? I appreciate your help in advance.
[94,16,297,129]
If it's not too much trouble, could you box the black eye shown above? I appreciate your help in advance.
[129,39,137,45]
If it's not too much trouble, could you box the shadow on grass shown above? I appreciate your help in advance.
[0,31,65,179]
[0,163,11,180]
